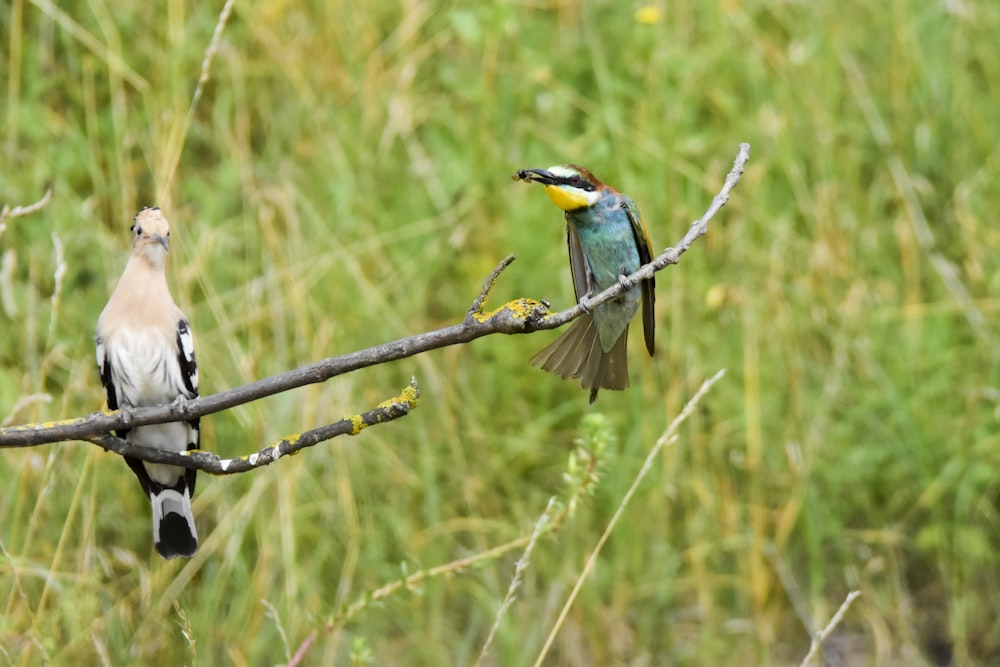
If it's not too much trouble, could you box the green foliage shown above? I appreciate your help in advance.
[3,0,1000,664]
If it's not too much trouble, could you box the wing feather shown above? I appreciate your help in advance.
[174,318,200,495]
[566,221,592,301]
[175,319,199,397]
[622,196,656,356]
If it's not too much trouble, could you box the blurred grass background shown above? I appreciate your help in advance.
[2,0,1000,664]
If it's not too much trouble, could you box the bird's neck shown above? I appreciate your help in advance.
[134,244,168,269]
[113,255,175,309]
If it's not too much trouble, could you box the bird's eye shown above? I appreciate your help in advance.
[570,176,582,186]
[132,225,141,236]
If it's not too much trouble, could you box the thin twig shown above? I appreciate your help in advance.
[331,533,535,628]
[765,542,817,638]
[0,187,53,225]
[468,253,518,317]
[532,369,727,667]
[159,0,235,198]
[285,632,316,667]
[80,379,419,475]
[321,426,608,632]
[799,590,863,666]
[476,497,558,667]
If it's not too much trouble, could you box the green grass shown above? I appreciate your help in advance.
[3,0,1000,664]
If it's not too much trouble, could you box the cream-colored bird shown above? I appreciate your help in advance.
[96,207,200,559]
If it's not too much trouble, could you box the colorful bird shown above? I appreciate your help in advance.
[514,165,655,402]
[96,207,200,559]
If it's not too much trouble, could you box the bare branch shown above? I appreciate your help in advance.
[467,253,518,317]
[77,379,419,475]
[0,144,750,459]
[0,266,547,447]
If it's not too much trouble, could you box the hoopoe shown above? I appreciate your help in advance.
[96,207,200,559]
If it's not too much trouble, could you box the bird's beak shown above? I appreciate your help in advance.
[152,233,169,252]
[513,168,559,186]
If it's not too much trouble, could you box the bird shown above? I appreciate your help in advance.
[95,207,200,559]
[514,165,655,402]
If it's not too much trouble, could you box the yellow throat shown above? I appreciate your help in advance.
[543,184,593,211]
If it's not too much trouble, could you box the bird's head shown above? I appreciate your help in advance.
[513,164,607,211]
[131,207,170,264]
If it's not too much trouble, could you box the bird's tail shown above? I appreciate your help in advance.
[150,486,198,559]
[530,314,629,403]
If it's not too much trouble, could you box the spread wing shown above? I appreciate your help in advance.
[622,196,656,356]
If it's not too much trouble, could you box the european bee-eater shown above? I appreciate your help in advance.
[515,165,655,402]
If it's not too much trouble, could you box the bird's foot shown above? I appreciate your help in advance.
[617,274,631,291]
[170,393,191,417]
[118,400,135,427]
[577,293,593,314]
